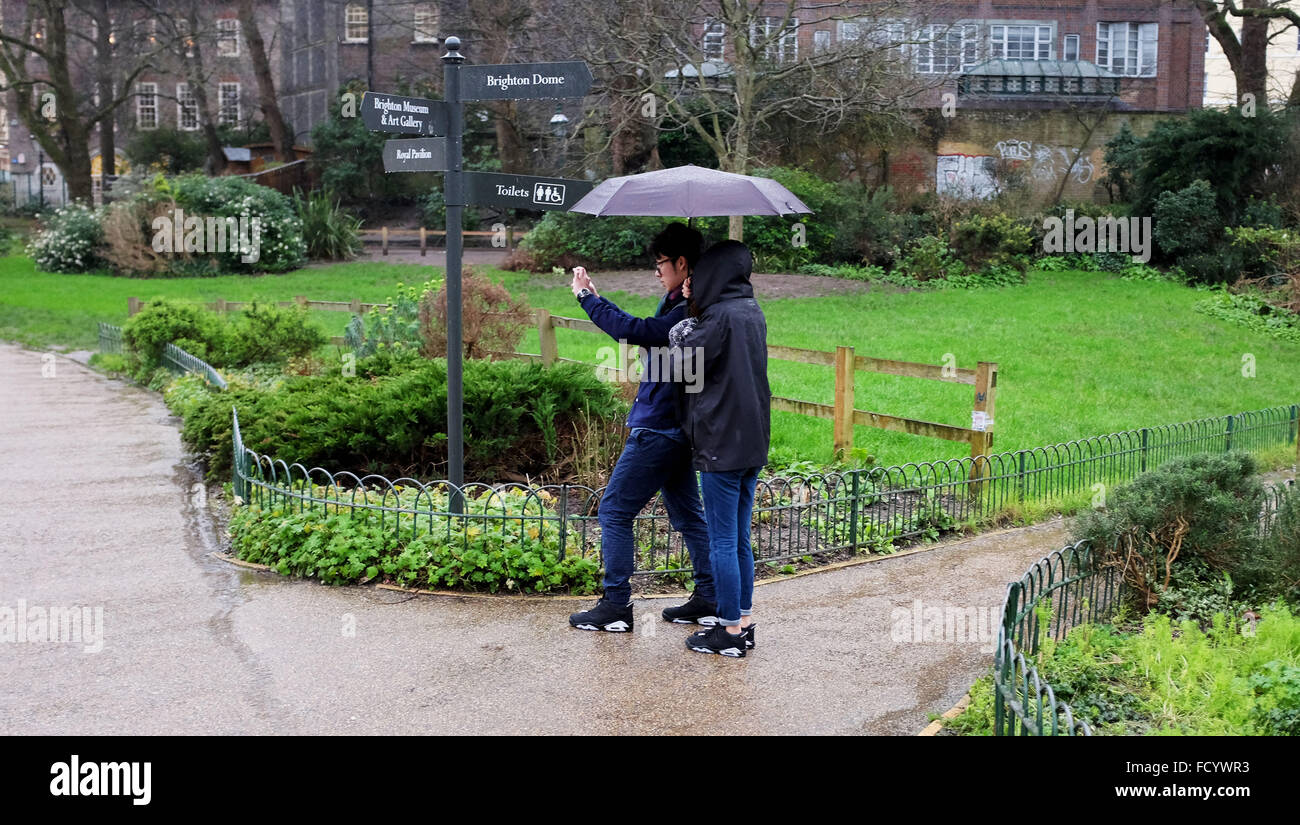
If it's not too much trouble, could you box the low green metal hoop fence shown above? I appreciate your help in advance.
[994,483,1296,736]
[99,323,1300,578]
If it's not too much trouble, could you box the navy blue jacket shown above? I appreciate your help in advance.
[578,290,687,430]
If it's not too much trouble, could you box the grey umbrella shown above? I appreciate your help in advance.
[568,164,813,219]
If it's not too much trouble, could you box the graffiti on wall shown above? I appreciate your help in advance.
[996,140,1096,184]
[935,153,998,199]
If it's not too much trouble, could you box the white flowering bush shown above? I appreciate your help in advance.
[166,174,307,273]
[27,202,105,273]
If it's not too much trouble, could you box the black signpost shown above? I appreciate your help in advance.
[464,171,593,211]
[381,137,448,173]
[364,37,593,508]
[360,91,449,136]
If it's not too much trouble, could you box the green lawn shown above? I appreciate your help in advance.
[3,254,1299,468]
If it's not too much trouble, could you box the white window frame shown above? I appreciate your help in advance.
[989,23,1054,61]
[177,83,199,131]
[217,18,240,57]
[344,4,368,43]
[136,82,158,130]
[914,23,980,74]
[219,82,241,127]
[414,4,438,43]
[751,16,798,63]
[1063,34,1080,61]
[1097,22,1158,77]
[813,29,830,53]
[702,18,725,61]
[840,19,907,61]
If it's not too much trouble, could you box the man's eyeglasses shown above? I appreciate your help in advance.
[654,257,673,271]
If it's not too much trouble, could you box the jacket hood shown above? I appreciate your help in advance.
[691,240,753,312]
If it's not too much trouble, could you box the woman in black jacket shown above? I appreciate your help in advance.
[669,240,770,657]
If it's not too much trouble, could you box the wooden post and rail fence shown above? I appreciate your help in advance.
[357,226,515,256]
[127,297,999,482]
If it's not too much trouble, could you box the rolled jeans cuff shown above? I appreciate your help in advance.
[740,608,753,616]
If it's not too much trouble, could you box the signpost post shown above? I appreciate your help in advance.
[364,36,593,508]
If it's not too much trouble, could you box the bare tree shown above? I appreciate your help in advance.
[1190,0,1300,106]
[572,0,945,238]
[0,0,170,201]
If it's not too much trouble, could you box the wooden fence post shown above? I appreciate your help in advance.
[215,298,228,314]
[506,225,514,249]
[350,298,362,314]
[127,297,141,317]
[969,361,999,498]
[381,226,389,256]
[537,308,558,366]
[295,295,307,310]
[419,227,427,257]
[833,345,855,458]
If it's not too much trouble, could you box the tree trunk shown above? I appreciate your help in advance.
[182,9,227,176]
[1239,0,1270,105]
[94,0,116,187]
[239,0,293,160]
[490,101,528,173]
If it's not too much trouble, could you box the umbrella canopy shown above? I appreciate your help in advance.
[568,164,813,218]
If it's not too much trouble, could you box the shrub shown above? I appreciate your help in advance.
[27,202,104,273]
[164,173,306,272]
[0,223,13,255]
[1193,289,1300,343]
[1153,179,1219,259]
[894,234,967,282]
[843,186,937,268]
[1131,107,1288,224]
[225,303,328,366]
[950,212,1033,270]
[183,357,626,481]
[1178,245,1248,287]
[418,270,532,359]
[1074,452,1266,610]
[124,127,207,175]
[519,211,665,271]
[293,188,362,261]
[345,277,443,358]
[122,299,228,374]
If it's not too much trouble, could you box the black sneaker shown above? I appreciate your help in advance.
[742,623,757,650]
[569,598,633,632]
[685,624,747,657]
[662,594,720,625]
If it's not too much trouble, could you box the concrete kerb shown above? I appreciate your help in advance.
[210,518,1061,602]
[917,693,972,736]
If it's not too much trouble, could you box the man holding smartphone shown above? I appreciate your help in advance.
[567,222,718,632]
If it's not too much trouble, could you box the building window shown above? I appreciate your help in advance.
[0,108,7,143]
[702,19,725,61]
[1097,22,1158,77]
[177,83,198,131]
[344,4,368,42]
[915,24,979,73]
[751,17,798,62]
[414,4,438,43]
[217,18,240,57]
[990,24,1053,60]
[136,82,158,130]
[219,82,241,127]
[1063,34,1079,61]
[840,19,907,61]
[813,29,830,53]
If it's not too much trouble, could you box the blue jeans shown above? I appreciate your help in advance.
[700,467,761,626]
[598,429,714,605]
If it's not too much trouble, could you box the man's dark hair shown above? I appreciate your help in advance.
[649,222,704,271]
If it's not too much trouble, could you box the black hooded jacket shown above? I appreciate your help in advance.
[675,240,771,472]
